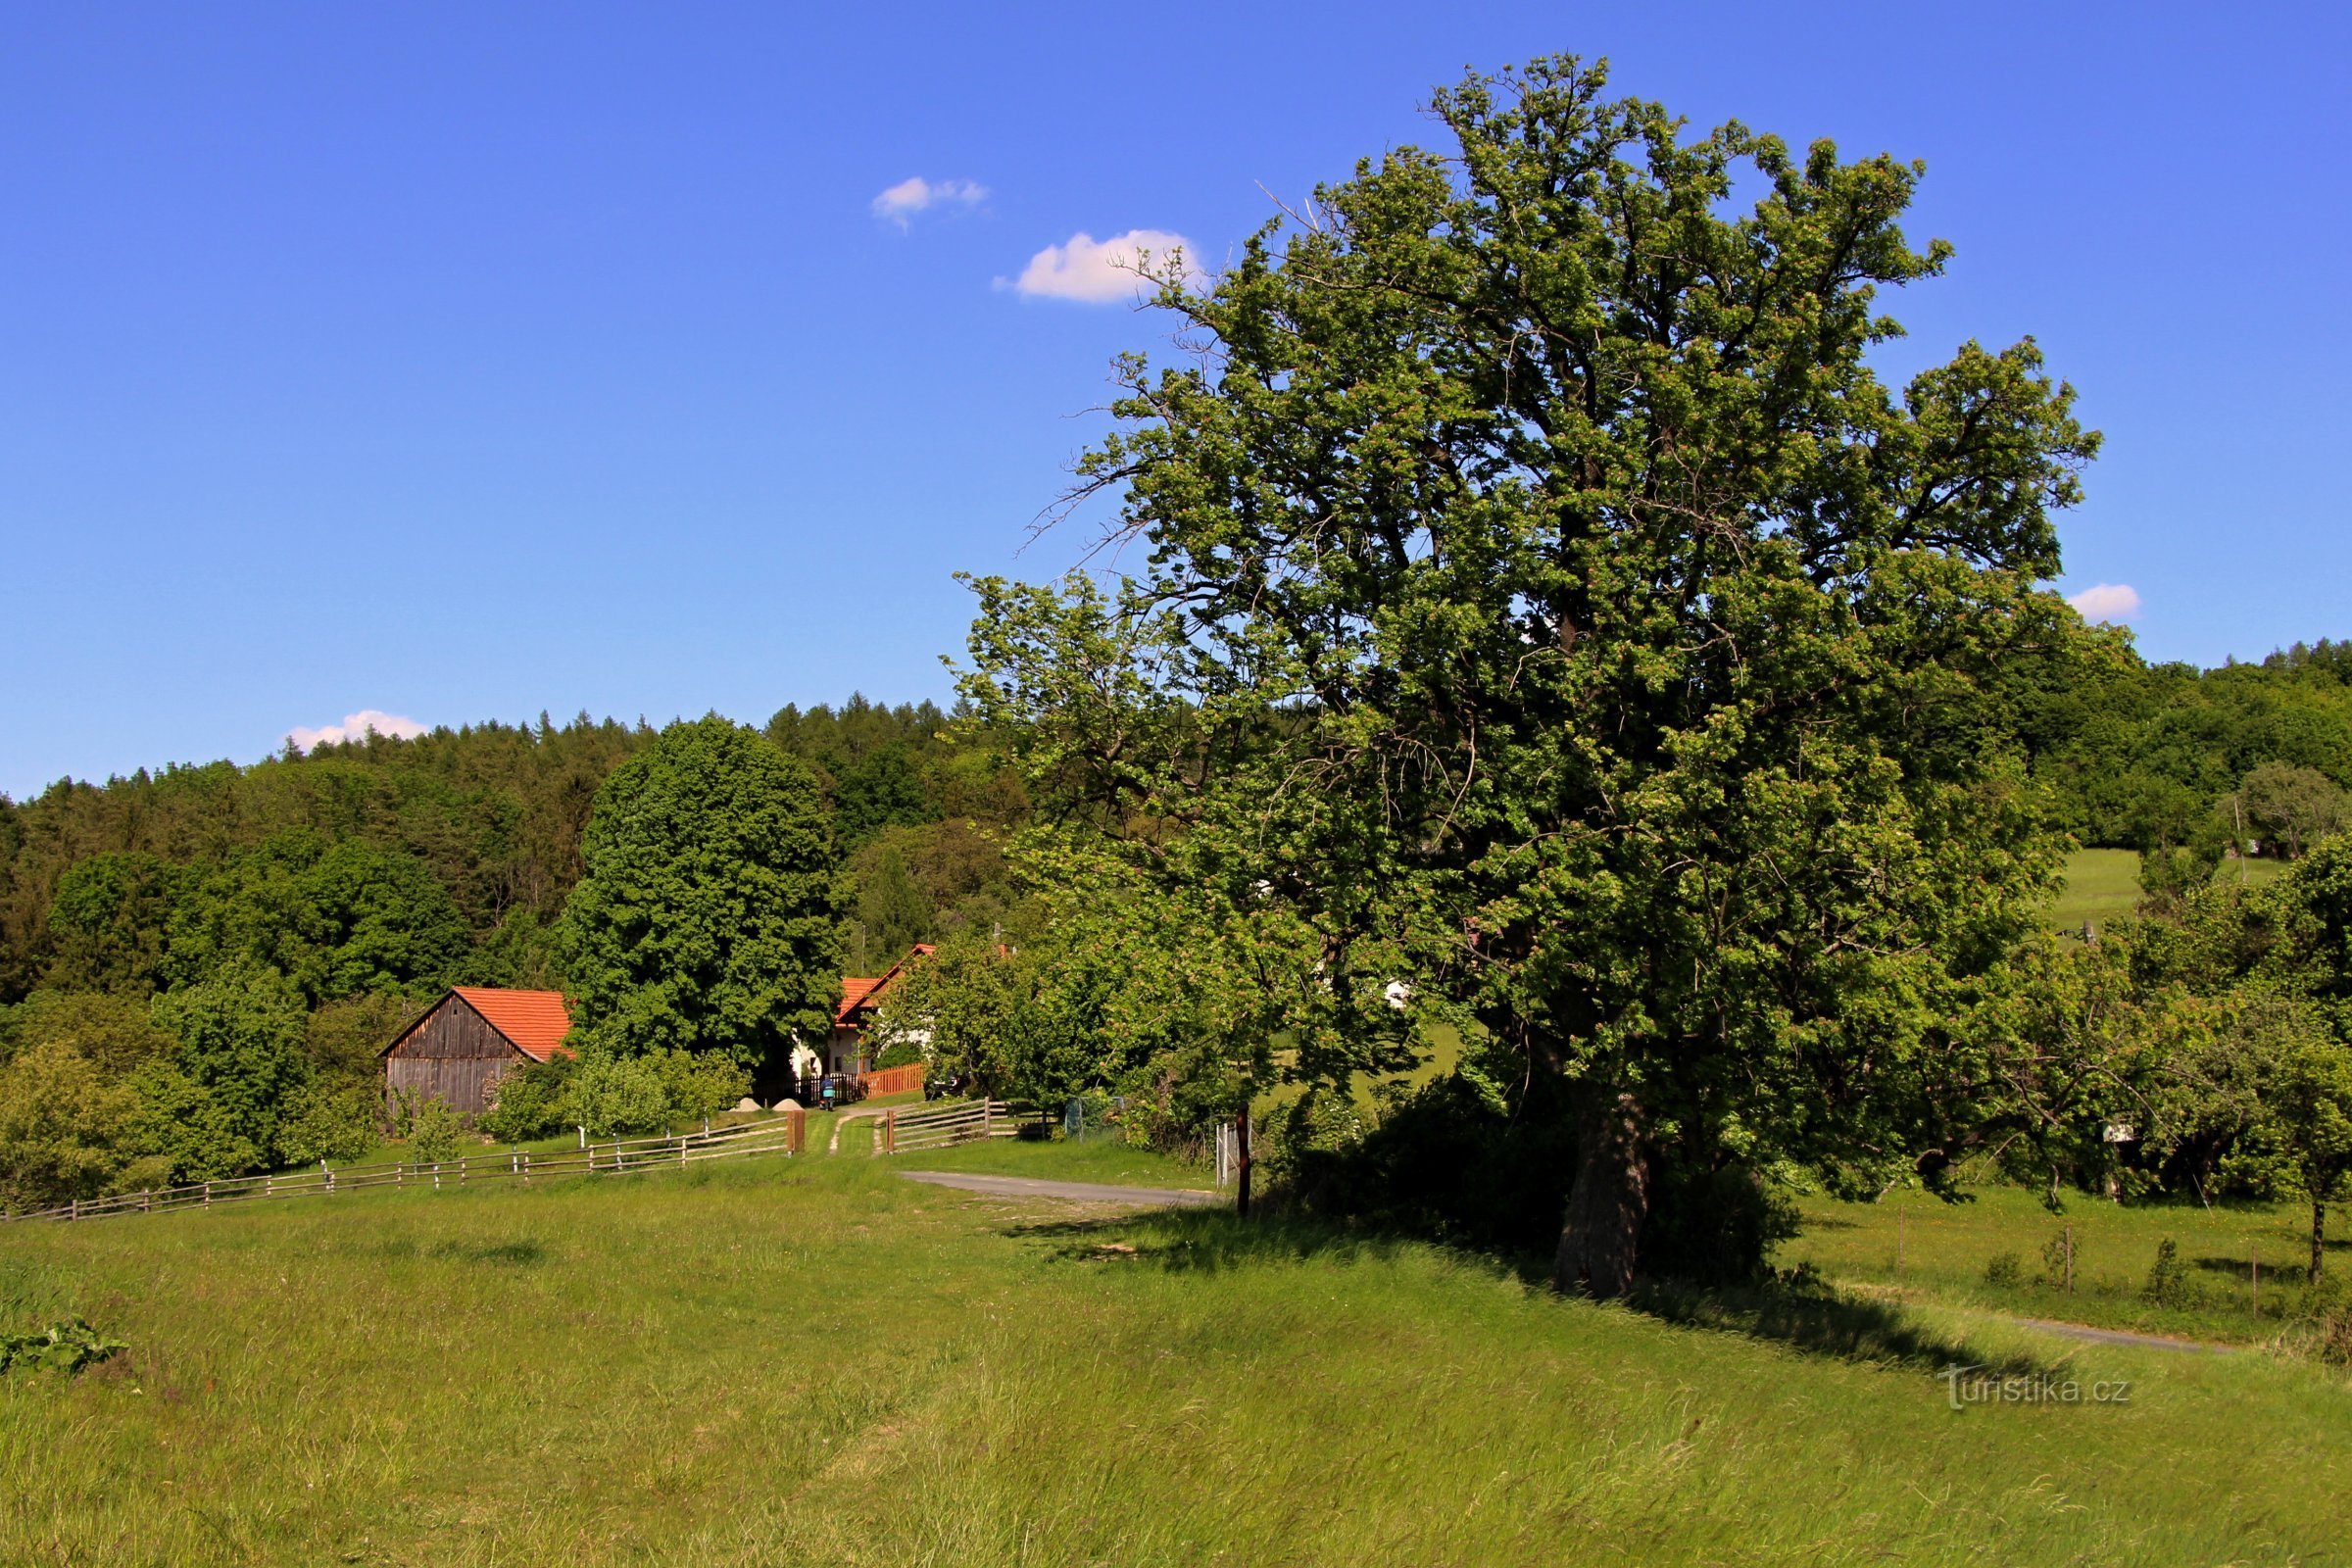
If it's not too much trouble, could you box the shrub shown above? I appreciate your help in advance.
[2039,1229,2078,1290]
[407,1098,465,1164]
[477,1057,574,1144]
[561,1054,670,1138]
[2142,1238,2191,1307]
[1984,1252,2024,1289]
[275,1081,376,1164]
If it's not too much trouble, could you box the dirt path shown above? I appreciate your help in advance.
[2005,1316,2235,1353]
[897,1170,1222,1207]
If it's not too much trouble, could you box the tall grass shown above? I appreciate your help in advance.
[1,1157,2345,1565]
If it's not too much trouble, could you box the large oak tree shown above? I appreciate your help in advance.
[964,57,2096,1294]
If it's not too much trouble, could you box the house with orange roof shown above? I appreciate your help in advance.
[800,944,934,1080]
[380,986,574,1117]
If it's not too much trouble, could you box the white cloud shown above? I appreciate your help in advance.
[871,175,988,227]
[286,710,428,751]
[1004,228,1197,304]
[2067,583,2142,623]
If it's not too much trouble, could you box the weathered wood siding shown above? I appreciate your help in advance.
[383,996,526,1116]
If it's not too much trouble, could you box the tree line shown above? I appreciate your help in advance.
[0,702,1029,1209]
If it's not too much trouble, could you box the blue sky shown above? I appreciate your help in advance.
[4,1,2346,798]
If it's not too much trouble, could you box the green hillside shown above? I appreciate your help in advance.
[2,1158,2344,1566]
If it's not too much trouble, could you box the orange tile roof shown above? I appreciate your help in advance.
[834,945,935,1029]
[452,987,574,1061]
[835,976,884,1026]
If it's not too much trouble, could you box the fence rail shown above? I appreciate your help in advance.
[871,1099,1017,1155]
[2,1106,809,1227]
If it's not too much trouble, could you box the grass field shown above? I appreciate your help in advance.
[4,1153,2348,1566]
[2049,847,2285,934]
[1782,1184,2347,1350]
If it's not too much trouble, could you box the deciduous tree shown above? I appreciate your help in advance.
[964,56,2095,1293]
[562,716,841,1072]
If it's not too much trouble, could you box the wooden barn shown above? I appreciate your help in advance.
[380,987,574,1117]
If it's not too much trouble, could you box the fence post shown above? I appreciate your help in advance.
[142,1191,152,1213]
[70,1199,76,1221]
[982,1101,993,1137]
[433,1162,442,1193]
[322,1158,334,1194]
[679,1134,687,1169]
[521,1151,530,1185]
[203,1181,212,1207]
[266,1174,274,1200]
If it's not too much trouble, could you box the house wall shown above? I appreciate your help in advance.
[383,997,526,1116]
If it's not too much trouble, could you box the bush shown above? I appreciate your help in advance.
[477,1056,574,1143]
[561,1054,670,1138]
[1984,1251,2025,1289]
[275,1081,376,1164]
[2142,1237,2191,1307]
[654,1050,751,1129]
[406,1098,465,1163]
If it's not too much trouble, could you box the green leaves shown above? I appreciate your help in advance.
[963,53,2096,1269]
[562,716,842,1070]
[0,1318,125,1377]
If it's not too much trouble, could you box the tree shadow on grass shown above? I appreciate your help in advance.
[998,1208,2043,1376]
[424,1239,547,1266]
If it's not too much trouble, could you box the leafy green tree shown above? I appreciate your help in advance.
[476,1055,574,1143]
[2245,1036,2352,1280]
[560,1053,670,1137]
[0,1042,144,1210]
[2234,761,2345,860]
[150,959,312,1164]
[562,716,842,1071]
[834,743,939,849]
[292,842,467,1000]
[962,56,2096,1293]
[849,842,933,967]
[43,853,180,993]
[656,1049,753,1131]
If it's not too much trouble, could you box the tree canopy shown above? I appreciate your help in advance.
[561,716,843,1068]
[963,55,2097,1294]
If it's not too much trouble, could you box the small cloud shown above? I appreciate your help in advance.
[286,710,428,751]
[1003,228,1198,304]
[872,176,988,228]
[2067,583,2141,623]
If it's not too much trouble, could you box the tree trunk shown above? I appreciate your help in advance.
[1553,1089,1649,1298]
[2314,1200,2327,1283]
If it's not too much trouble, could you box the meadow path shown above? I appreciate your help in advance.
[897,1170,1223,1207]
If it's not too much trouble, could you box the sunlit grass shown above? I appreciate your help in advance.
[2,1156,2346,1565]
[1783,1183,2344,1348]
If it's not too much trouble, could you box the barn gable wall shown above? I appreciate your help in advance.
[384,996,528,1116]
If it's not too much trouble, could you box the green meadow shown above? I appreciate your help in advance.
[3,1153,2347,1566]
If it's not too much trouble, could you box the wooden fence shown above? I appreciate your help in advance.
[871,1099,1016,1155]
[858,1062,926,1098]
[1,1105,809,1227]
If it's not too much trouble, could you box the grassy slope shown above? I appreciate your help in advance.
[3,1159,2347,1566]
[2050,848,2285,934]
[891,1132,1210,1190]
[1783,1185,2343,1348]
